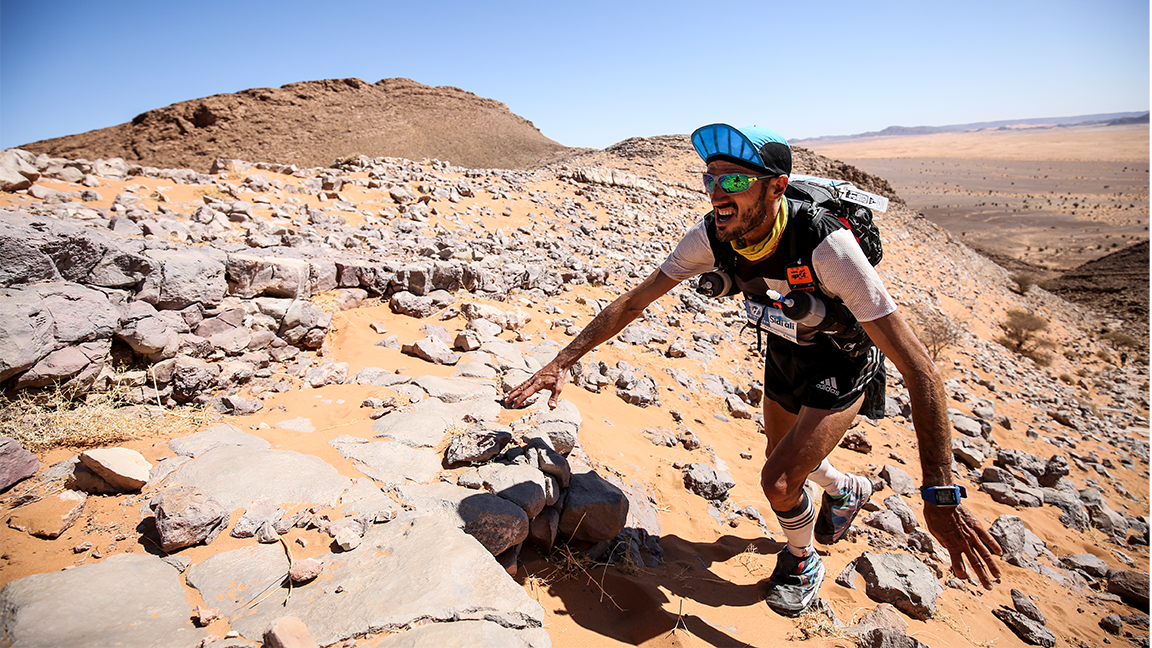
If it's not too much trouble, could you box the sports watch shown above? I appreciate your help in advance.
[920,485,967,507]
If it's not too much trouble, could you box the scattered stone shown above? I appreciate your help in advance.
[7,489,86,538]
[558,470,629,543]
[263,615,320,648]
[149,486,229,552]
[289,558,323,584]
[682,463,735,501]
[992,607,1057,647]
[78,447,152,492]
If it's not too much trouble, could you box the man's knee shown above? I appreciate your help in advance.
[761,463,808,506]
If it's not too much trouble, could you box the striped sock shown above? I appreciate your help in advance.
[773,490,815,558]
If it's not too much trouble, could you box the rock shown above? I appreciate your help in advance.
[331,438,443,486]
[149,486,229,552]
[879,464,916,495]
[859,628,930,648]
[78,447,151,492]
[854,552,943,621]
[1058,552,1110,578]
[399,482,529,556]
[141,248,227,310]
[168,424,272,457]
[304,360,349,387]
[163,445,352,511]
[390,291,437,318]
[6,489,86,538]
[558,470,629,543]
[289,558,323,584]
[1100,614,1124,635]
[1011,588,1046,624]
[528,506,560,552]
[225,253,312,300]
[1041,488,1089,531]
[444,428,513,466]
[1107,568,1150,607]
[0,436,39,491]
[992,607,1056,647]
[0,553,208,646]
[263,615,319,648]
[479,463,548,518]
[864,510,907,539]
[682,463,735,501]
[412,375,498,403]
[402,336,460,365]
[186,515,544,647]
[193,605,220,627]
[847,603,909,637]
[883,494,918,532]
[231,497,286,538]
[0,149,39,191]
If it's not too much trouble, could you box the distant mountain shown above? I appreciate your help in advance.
[795,112,1149,143]
[18,78,576,172]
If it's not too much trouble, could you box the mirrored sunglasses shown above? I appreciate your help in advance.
[702,173,776,194]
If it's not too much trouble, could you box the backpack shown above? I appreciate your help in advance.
[705,175,887,293]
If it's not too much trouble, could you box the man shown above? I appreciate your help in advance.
[506,123,1002,616]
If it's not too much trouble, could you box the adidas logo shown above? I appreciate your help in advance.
[813,377,839,395]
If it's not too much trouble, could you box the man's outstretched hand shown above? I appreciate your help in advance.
[504,362,568,409]
[923,503,1003,589]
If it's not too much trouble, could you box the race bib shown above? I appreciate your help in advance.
[745,299,797,343]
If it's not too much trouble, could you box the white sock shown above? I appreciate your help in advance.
[773,490,816,557]
[808,459,851,496]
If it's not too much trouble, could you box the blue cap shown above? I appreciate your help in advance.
[691,123,791,176]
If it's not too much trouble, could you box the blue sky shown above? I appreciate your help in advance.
[2,0,1148,150]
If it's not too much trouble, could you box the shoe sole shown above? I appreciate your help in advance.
[766,560,826,617]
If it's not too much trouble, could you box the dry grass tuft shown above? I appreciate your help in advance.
[787,604,852,642]
[736,543,769,577]
[0,384,212,453]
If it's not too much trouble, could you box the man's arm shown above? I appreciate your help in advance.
[505,268,681,409]
[861,310,1003,589]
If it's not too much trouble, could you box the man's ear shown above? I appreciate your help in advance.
[767,175,789,198]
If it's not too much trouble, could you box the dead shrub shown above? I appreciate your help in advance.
[1009,273,1036,295]
[0,384,211,453]
[997,309,1053,366]
[912,308,963,361]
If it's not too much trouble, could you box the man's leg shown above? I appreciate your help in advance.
[760,398,863,616]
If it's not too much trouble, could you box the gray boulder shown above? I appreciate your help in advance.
[225,253,312,299]
[140,248,227,310]
[855,552,943,621]
[682,463,736,501]
[149,485,230,552]
[332,437,443,486]
[0,149,39,191]
[0,553,208,647]
[167,424,271,458]
[399,482,529,556]
[445,428,513,466]
[186,514,545,647]
[558,470,629,543]
[992,607,1056,647]
[479,463,548,518]
[0,436,39,491]
[1107,568,1150,607]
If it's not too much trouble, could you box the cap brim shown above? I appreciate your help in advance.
[691,123,768,172]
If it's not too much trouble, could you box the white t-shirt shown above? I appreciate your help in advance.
[659,216,897,323]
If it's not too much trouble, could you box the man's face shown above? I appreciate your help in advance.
[706,160,774,244]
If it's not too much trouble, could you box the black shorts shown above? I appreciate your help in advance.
[762,336,886,418]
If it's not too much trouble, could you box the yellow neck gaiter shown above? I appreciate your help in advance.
[731,199,788,261]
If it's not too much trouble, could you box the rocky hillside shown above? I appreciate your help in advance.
[0,141,1148,647]
[18,78,576,172]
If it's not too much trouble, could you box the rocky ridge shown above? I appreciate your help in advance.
[17,78,577,173]
[0,139,1147,647]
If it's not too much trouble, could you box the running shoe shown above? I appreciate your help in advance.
[814,473,873,545]
[765,548,825,616]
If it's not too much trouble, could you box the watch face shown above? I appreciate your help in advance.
[935,487,959,506]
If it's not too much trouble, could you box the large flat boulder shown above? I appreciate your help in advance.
[163,445,351,510]
[186,514,545,647]
[0,553,208,647]
[330,437,443,486]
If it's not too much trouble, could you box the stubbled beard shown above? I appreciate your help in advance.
[715,199,769,244]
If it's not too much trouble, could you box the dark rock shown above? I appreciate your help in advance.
[1011,588,1047,624]
[992,607,1056,647]
[559,470,629,543]
[855,552,943,620]
[1107,569,1150,608]
[0,436,40,492]
[149,486,230,552]
[682,463,735,501]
